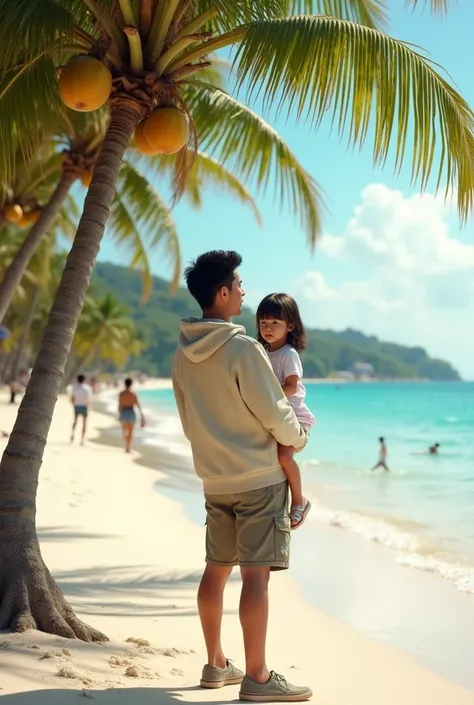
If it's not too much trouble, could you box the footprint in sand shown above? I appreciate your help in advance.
[125,637,194,658]
[56,666,94,687]
[170,668,184,677]
[124,664,156,679]
[109,656,134,668]
[39,649,71,660]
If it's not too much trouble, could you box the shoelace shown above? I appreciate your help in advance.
[271,672,289,689]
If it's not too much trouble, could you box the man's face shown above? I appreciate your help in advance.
[226,271,245,317]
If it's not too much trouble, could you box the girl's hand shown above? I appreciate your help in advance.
[140,416,146,428]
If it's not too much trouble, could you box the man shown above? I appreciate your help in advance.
[71,374,92,445]
[372,436,389,471]
[429,443,440,455]
[172,251,312,702]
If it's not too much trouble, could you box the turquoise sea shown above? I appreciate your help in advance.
[139,381,474,595]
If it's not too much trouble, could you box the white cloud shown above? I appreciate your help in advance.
[297,184,474,378]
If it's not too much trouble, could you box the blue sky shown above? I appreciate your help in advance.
[97,2,474,378]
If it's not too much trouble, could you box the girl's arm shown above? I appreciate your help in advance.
[282,375,299,397]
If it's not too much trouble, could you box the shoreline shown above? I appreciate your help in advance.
[1,393,474,702]
[104,382,474,690]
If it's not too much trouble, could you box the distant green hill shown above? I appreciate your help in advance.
[91,262,460,381]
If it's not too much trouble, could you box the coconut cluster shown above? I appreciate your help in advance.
[58,56,188,161]
[4,204,41,227]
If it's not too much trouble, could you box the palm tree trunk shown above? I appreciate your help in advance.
[9,284,41,381]
[0,350,13,382]
[0,172,76,325]
[0,97,142,641]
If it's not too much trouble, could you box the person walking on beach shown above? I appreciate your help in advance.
[257,293,315,529]
[71,374,91,444]
[372,436,389,471]
[172,250,312,702]
[118,378,145,453]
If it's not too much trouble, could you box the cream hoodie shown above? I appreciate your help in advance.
[172,318,306,494]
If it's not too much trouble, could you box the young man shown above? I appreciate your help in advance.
[71,374,92,445]
[172,251,312,702]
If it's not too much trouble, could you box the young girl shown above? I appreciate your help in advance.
[257,293,315,529]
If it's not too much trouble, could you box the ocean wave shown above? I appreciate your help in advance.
[395,553,474,594]
[308,500,420,552]
[307,498,474,595]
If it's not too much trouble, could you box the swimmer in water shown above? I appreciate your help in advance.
[372,436,389,472]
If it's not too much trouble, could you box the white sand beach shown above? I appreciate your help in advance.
[1,391,473,704]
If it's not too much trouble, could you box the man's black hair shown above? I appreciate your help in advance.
[379,436,385,443]
[184,250,242,310]
[77,374,85,384]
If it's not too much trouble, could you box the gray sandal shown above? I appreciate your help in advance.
[289,499,311,530]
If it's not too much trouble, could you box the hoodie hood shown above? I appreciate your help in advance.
[179,318,246,363]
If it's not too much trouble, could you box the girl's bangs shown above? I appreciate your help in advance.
[257,299,288,322]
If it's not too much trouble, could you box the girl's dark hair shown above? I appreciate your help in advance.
[256,293,307,352]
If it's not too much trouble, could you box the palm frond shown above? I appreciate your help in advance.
[109,162,181,295]
[181,82,324,246]
[405,0,454,14]
[188,152,262,224]
[16,151,63,198]
[0,0,78,64]
[0,57,62,183]
[233,15,474,219]
[193,0,387,31]
[194,0,290,32]
[292,1,387,29]
[143,150,262,224]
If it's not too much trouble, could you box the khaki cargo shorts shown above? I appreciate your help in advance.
[204,480,290,571]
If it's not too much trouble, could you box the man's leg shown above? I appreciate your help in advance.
[81,413,87,444]
[240,566,270,682]
[236,483,312,701]
[235,483,289,681]
[71,411,78,442]
[197,563,233,668]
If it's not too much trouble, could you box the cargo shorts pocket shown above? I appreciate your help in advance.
[273,515,291,568]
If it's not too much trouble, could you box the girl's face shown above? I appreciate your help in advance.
[259,317,292,350]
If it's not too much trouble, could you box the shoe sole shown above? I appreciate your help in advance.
[201,677,243,689]
[239,689,313,702]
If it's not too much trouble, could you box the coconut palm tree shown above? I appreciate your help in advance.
[0,0,471,641]
[0,115,103,322]
[66,291,145,381]
[0,110,273,320]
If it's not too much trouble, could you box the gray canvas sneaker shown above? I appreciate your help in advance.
[200,659,244,688]
[239,671,312,702]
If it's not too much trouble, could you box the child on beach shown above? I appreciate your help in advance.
[257,293,316,529]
